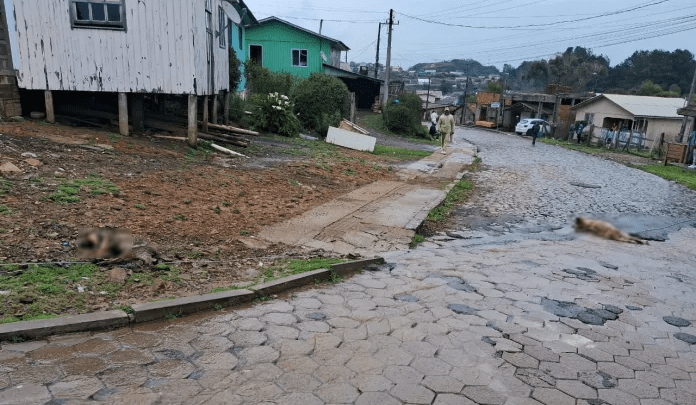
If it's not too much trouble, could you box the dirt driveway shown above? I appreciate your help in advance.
[0,119,427,317]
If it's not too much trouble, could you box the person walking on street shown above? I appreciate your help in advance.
[531,121,540,146]
[430,110,438,125]
[438,107,455,154]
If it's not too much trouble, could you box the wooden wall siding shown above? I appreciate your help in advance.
[12,0,240,95]
[244,21,334,79]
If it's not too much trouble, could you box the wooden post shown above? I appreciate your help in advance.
[537,101,542,119]
[202,95,209,133]
[158,95,166,113]
[44,90,55,123]
[118,92,129,136]
[350,92,356,123]
[188,95,198,148]
[131,93,145,133]
[212,94,219,125]
[223,91,230,125]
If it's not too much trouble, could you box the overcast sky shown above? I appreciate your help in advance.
[249,0,696,71]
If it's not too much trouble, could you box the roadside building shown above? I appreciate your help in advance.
[0,0,21,117]
[6,0,257,139]
[571,94,686,150]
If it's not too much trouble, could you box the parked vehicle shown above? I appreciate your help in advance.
[516,119,550,136]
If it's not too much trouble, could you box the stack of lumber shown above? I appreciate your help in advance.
[198,122,259,148]
[475,120,497,129]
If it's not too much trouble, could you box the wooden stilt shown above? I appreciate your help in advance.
[202,95,209,133]
[223,91,230,125]
[188,95,198,148]
[118,92,129,136]
[44,90,55,123]
[212,94,219,125]
[131,93,145,133]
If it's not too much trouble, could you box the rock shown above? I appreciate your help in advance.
[448,303,478,315]
[674,333,696,345]
[25,158,42,167]
[21,152,38,158]
[30,111,46,119]
[108,268,129,284]
[0,161,22,174]
[663,316,692,327]
[10,116,24,122]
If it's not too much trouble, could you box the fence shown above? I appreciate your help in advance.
[599,128,648,150]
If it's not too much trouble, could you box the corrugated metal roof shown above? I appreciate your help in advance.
[677,104,696,117]
[575,94,685,118]
[254,17,349,51]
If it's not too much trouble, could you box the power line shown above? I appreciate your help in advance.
[398,0,672,29]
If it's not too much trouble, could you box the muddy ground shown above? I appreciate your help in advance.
[0,119,428,315]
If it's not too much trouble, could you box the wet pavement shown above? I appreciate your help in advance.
[2,128,696,405]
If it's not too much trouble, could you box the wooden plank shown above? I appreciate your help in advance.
[188,95,198,148]
[203,96,209,133]
[212,94,219,125]
[200,122,260,136]
[118,93,129,136]
[44,90,55,123]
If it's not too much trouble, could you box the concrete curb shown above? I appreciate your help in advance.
[0,258,384,340]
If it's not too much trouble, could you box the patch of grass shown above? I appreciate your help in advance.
[48,174,119,204]
[183,199,191,205]
[134,204,146,210]
[364,114,439,146]
[427,178,474,221]
[232,209,241,214]
[222,201,230,207]
[341,168,357,176]
[118,305,134,314]
[0,205,19,215]
[128,272,156,286]
[0,228,8,234]
[254,295,272,303]
[256,258,347,284]
[635,164,696,190]
[288,179,300,187]
[109,133,121,143]
[209,284,245,294]
[165,311,185,320]
[212,206,221,214]
[410,234,425,248]
[329,269,343,284]
[160,267,183,284]
[240,230,250,236]
[372,145,432,160]
[0,178,10,196]
[214,304,224,311]
[173,214,187,221]
[0,263,112,321]
[186,250,202,259]
[315,161,331,171]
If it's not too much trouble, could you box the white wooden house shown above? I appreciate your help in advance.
[6,0,256,144]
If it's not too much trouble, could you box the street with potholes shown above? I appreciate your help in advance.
[1,127,696,405]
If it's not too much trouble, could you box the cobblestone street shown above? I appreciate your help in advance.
[2,128,696,404]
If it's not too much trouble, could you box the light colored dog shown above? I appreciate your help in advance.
[574,217,647,244]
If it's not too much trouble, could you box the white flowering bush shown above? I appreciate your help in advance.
[249,92,301,137]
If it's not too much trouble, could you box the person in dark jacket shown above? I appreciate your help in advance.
[531,121,540,146]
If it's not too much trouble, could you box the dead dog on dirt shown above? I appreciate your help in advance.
[76,228,160,265]
[574,217,647,244]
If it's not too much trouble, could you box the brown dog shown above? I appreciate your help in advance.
[574,217,647,244]
[76,228,134,259]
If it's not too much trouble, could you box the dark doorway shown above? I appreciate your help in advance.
[249,45,262,66]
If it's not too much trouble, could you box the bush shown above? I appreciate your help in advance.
[245,61,298,96]
[292,73,350,136]
[227,93,247,124]
[383,92,426,137]
[249,92,301,137]
[229,49,242,92]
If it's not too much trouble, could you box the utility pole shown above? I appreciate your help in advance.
[462,77,469,124]
[374,23,382,79]
[319,19,323,35]
[677,66,696,143]
[425,77,431,110]
[381,9,394,106]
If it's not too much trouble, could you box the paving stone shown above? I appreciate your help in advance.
[462,386,506,405]
[523,345,560,362]
[97,365,149,387]
[0,384,52,405]
[674,332,696,344]
[618,378,660,399]
[193,352,238,370]
[345,356,384,374]
[675,379,696,395]
[355,391,401,405]
[390,383,435,404]
[384,365,424,384]
[238,346,279,366]
[411,357,453,376]
[374,347,414,366]
[229,331,268,347]
[555,379,597,399]
[597,362,635,379]
[235,380,284,402]
[615,356,650,371]
[315,382,360,404]
[433,393,477,405]
[649,364,691,380]
[350,374,394,392]
[422,375,465,393]
[277,357,320,374]
[514,369,555,388]
[663,316,691,328]
[559,352,597,372]
[659,387,696,404]
[598,388,640,405]
[400,341,438,357]
[666,357,696,372]
[636,371,677,388]
[450,367,493,386]
[276,392,324,405]
[49,376,104,399]
[531,387,576,405]
[276,372,321,392]
[639,399,675,405]
[578,345,615,362]
[503,352,540,369]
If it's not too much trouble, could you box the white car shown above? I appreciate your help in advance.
[515,119,550,136]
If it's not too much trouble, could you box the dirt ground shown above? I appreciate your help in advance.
[0,119,423,315]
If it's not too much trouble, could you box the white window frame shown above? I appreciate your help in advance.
[218,7,226,49]
[70,0,126,31]
[291,49,308,68]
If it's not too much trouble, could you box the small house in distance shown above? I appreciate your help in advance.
[571,94,686,149]
[7,0,257,144]
[244,17,349,79]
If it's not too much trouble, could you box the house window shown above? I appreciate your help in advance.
[250,45,262,66]
[218,7,226,48]
[292,49,308,67]
[238,24,243,51]
[71,0,125,30]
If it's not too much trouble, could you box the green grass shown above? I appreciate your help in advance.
[342,168,358,176]
[0,179,10,196]
[288,179,300,187]
[635,164,696,190]
[363,114,439,146]
[0,205,19,215]
[372,145,433,161]
[134,204,146,210]
[47,174,119,204]
[427,178,474,222]
[0,263,124,323]
[410,234,425,248]
[160,267,183,284]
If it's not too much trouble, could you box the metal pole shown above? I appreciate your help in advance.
[426,78,431,110]
[381,9,394,106]
[319,19,323,35]
[677,66,696,143]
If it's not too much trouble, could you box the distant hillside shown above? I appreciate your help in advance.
[409,59,500,76]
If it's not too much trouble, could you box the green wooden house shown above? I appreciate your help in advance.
[244,17,349,79]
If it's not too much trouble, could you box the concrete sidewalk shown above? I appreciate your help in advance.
[259,130,477,255]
